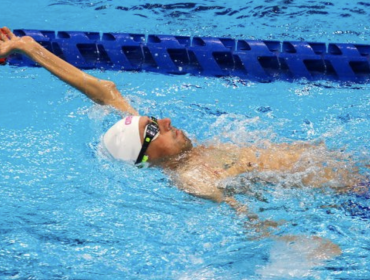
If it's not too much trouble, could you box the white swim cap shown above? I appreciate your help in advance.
[103,116,142,162]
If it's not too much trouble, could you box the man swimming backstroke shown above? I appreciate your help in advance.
[2,26,367,260]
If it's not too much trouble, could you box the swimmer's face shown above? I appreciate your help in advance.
[138,116,192,162]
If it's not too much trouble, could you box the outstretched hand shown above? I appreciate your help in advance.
[0,27,14,58]
[0,27,29,58]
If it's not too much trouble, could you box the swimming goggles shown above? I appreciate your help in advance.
[135,116,160,164]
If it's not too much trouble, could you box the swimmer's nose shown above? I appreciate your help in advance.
[158,118,172,132]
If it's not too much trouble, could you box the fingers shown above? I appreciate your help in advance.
[2,27,14,39]
[0,27,14,42]
[0,29,8,42]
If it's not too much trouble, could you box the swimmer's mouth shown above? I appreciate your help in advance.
[173,128,182,139]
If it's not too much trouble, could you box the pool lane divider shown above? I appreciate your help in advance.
[4,29,370,83]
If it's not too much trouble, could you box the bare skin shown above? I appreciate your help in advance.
[169,141,363,203]
[1,27,349,258]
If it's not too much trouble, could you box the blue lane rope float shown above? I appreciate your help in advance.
[5,29,370,83]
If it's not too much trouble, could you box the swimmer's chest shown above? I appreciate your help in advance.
[184,146,256,179]
[187,145,303,176]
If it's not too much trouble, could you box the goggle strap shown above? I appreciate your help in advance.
[135,116,159,165]
[135,136,153,164]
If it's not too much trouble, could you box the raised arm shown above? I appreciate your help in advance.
[0,27,138,115]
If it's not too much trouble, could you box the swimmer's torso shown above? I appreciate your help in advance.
[168,142,361,201]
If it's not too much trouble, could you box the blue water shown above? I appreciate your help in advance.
[1,1,370,279]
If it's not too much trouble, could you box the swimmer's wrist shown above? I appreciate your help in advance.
[13,36,36,55]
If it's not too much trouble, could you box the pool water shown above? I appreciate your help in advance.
[1,1,370,279]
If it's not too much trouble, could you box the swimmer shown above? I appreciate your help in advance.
[1,26,366,203]
[2,27,363,259]
[1,26,366,204]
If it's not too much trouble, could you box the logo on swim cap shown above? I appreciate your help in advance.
[125,116,133,125]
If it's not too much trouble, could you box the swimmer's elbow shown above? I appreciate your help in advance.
[101,80,118,93]
[177,174,224,203]
[210,191,224,203]
[91,80,124,106]
[96,80,138,114]
[193,189,224,203]
[98,80,121,103]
